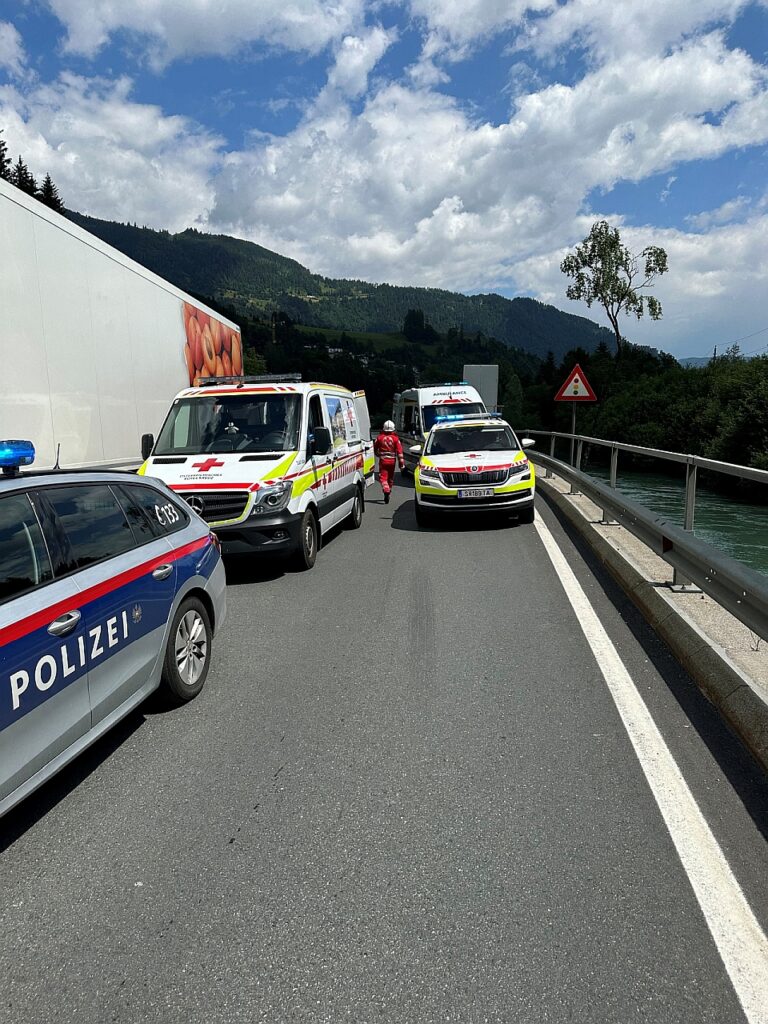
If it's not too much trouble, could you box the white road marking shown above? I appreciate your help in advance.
[534,514,768,1024]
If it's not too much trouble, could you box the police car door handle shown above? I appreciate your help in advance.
[152,564,173,581]
[48,610,81,637]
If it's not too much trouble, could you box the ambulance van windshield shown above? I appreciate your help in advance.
[155,394,302,455]
[421,402,484,432]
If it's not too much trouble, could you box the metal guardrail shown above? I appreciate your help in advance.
[525,430,768,587]
[527,447,768,642]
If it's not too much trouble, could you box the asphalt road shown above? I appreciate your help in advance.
[2,478,768,1024]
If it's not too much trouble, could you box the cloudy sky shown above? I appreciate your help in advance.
[1,1,767,358]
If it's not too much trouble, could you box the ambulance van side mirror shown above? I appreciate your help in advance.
[311,427,332,456]
[141,433,154,460]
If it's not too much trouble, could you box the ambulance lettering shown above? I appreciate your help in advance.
[6,607,134,716]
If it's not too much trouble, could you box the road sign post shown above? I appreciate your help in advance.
[554,363,597,494]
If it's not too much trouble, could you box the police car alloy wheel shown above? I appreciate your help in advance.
[162,597,212,702]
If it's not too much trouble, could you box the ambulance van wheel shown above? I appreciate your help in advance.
[161,597,212,703]
[518,505,535,525]
[292,508,319,570]
[347,486,364,529]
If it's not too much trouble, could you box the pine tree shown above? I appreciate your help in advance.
[40,173,64,212]
[0,130,10,181]
[10,156,37,196]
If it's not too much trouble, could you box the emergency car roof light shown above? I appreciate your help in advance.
[197,373,302,388]
[0,439,35,476]
[434,413,496,423]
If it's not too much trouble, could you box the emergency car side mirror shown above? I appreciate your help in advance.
[141,433,154,460]
[311,427,332,456]
[521,437,536,448]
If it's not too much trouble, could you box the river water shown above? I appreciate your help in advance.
[579,463,768,577]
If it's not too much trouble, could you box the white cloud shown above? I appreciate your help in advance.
[0,21,26,77]
[520,0,750,61]
[405,1,554,53]
[325,26,397,99]
[46,0,365,63]
[686,195,751,229]
[0,74,222,228]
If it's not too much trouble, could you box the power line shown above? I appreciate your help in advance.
[717,324,768,357]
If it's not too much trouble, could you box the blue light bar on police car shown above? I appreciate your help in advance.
[0,440,36,470]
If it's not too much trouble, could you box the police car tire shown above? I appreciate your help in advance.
[518,506,535,524]
[161,597,212,703]
[292,509,319,570]
[347,486,363,529]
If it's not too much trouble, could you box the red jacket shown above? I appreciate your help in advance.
[374,431,404,464]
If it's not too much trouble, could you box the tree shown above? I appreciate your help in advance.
[10,156,37,196]
[0,130,10,181]
[39,173,64,212]
[560,220,668,354]
[500,374,524,427]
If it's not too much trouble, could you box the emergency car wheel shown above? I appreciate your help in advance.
[414,501,432,527]
[292,509,319,570]
[161,597,212,703]
[347,486,363,529]
[518,506,535,524]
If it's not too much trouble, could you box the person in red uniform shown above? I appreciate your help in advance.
[374,420,405,504]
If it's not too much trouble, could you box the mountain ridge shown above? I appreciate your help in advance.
[66,210,616,361]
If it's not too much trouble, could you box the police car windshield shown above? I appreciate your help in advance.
[426,424,519,455]
[422,402,485,432]
[155,394,302,455]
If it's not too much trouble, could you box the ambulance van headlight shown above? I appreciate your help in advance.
[252,480,293,514]
[0,440,35,477]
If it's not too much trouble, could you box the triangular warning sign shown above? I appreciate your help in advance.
[554,363,597,402]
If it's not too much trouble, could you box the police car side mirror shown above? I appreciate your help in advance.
[521,437,536,448]
[141,433,154,460]
[311,427,332,456]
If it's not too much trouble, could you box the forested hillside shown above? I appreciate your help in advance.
[66,211,615,361]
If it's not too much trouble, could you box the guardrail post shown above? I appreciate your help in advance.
[545,434,555,478]
[569,438,583,495]
[673,459,698,588]
[601,445,618,524]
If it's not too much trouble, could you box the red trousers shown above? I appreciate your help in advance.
[378,459,397,494]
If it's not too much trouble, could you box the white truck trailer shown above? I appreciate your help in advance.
[0,178,242,470]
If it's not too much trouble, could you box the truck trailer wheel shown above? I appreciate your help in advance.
[291,509,319,570]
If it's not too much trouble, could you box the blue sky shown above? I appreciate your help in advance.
[1,1,767,358]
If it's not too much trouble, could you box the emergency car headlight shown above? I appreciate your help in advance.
[252,480,293,514]
[509,459,529,474]
[418,465,440,481]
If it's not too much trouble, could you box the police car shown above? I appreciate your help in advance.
[0,440,226,817]
[413,414,536,526]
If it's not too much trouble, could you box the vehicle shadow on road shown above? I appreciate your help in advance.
[390,497,529,534]
[223,522,346,586]
[0,710,147,851]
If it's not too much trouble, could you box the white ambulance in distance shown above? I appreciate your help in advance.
[392,383,486,472]
[139,375,375,569]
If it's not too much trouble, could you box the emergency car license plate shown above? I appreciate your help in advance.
[458,488,495,499]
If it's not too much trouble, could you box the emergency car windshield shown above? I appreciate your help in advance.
[155,394,302,455]
[426,424,519,455]
[422,402,485,432]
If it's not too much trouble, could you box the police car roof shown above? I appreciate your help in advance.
[0,467,155,489]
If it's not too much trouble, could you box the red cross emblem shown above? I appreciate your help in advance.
[192,458,224,473]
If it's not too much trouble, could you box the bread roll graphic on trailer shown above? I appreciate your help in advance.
[0,177,241,470]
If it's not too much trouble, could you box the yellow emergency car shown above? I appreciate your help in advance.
[414,414,536,526]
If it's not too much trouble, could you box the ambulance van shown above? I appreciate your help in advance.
[138,376,375,569]
[392,383,486,472]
